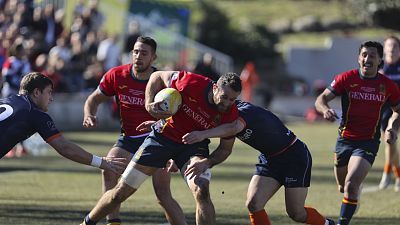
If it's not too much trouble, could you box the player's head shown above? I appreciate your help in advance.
[358,41,384,76]
[212,72,242,112]
[383,35,400,64]
[132,36,157,73]
[19,72,54,112]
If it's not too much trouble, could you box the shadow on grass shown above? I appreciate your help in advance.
[0,204,397,225]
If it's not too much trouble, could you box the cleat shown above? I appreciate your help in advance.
[394,178,400,192]
[378,172,391,190]
[326,218,335,225]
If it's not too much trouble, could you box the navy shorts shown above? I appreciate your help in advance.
[255,140,312,188]
[133,130,210,169]
[380,106,392,131]
[334,137,380,167]
[113,134,147,154]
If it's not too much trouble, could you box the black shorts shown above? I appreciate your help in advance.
[113,134,148,154]
[255,140,312,188]
[334,137,380,167]
[133,131,210,169]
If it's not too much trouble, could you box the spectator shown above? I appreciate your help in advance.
[193,52,219,81]
[97,33,120,71]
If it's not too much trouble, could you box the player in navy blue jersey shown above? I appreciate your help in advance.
[0,72,126,173]
[378,35,400,191]
[182,100,334,225]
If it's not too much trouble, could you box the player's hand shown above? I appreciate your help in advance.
[166,159,179,173]
[136,120,156,132]
[100,157,127,174]
[385,128,398,144]
[182,131,207,144]
[147,100,172,119]
[83,115,97,128]
[322,108,338,122]
[184,158,210,180]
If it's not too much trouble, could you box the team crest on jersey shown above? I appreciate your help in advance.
[129,89,144,96]
[379,84,386,95]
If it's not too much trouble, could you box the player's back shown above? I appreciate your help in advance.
[235,100,297,156]
[0,95,36,155]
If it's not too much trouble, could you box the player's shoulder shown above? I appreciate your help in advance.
[106,64,132,77]
[338,69,358,79]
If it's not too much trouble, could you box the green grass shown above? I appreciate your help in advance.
[0,122,399,224]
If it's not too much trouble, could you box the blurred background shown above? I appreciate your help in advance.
[1,0,400,130]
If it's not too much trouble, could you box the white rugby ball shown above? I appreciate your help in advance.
[154,88,182,115]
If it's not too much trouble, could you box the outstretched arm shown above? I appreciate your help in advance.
[315,88,338,122]
[48,135,127,174]
[83,88,110,128]
[184,137,235,179]
[182,118,245,144]
[386,104,400,144]
[145,71,177,119]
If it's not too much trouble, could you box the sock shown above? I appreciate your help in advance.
[304,206,326,225]
[384,163,392,174]
[83,214,97,225]
[337,198,357,225]
[392,165,400,178]
[249,209,272,225]
[106,218,122,225]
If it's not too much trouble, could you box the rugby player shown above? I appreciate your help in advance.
[315,41,400,225]
[81,71,241,225]
[182,100,335,225]
[378,35,400,191]
[0,72,126,172]
[82,36,186,225]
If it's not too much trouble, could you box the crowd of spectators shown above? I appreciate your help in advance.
[0,0,123,94]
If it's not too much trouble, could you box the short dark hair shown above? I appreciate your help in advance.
[136,36,157,53]
[19,72,53,95]
[217,72,242,92]
[359,41,384,68]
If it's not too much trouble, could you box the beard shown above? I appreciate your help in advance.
[133,63,151,73]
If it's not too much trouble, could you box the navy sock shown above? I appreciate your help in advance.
[337,198,357,225]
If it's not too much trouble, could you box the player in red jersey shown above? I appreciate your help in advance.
[315,41,400,225]
[82,37,185,225]
[80,71,242,225]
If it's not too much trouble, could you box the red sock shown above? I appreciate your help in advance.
[304,206,326,225]
[249,209,272,225]
[384,163,392,174]
[392,165,400,178]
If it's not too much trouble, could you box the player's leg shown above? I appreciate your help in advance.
[337,155,371,225]
[379,110,393,189]
[82,162,158,225]
[285,188,333,225]
[152,168,187,225]
[334,165,348,193]
[181,156,215,225]
[102,146,133,224]
[389,143,400,191]
[246,175,281,225]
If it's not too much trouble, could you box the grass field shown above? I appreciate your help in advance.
[0,122,399,225]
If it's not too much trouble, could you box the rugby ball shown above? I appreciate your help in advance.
[154,88,182,115]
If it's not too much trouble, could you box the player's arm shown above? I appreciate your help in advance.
[315,88,338,122]
[184,137,235,179]
[145,71,177,119]
[385,103,400,144]
[83,88,111,128]
[48,135,127,174]
[182,118,245,144]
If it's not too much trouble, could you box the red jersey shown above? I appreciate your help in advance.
[328,69,400,141]
[99,64,155,136]
[158,71,239,143]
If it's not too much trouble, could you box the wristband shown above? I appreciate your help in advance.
[91,155,102,168]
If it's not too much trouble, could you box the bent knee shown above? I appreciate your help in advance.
[287,210,306,223]
[191,183,211,203]
[246,198,263,213]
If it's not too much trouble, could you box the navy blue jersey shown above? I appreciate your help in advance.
[235,100,297,157]
[382,60,400,87]
[0,94,60,158]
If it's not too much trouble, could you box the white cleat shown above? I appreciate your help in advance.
[378,173,392,190]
